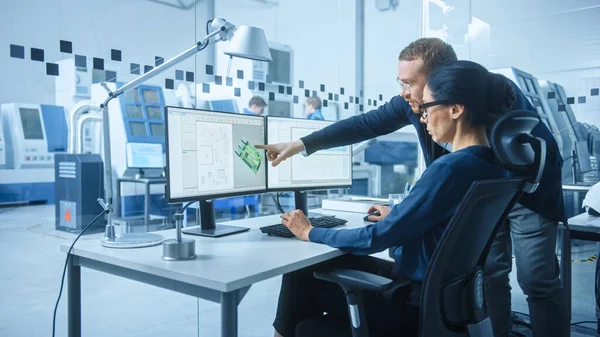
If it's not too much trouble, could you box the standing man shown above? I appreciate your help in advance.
[243,96,267,115]
[257,38,569,337]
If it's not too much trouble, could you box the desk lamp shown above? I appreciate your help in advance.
[100,19,272,248]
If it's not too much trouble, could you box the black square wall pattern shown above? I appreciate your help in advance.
[237,70,243,79]
[592,88,600,96]
[344,102,349,109]
[350,96,354,103]
[579,96,586,104]
[299,80,304,89]
[93,57,104,70]
[186,71,194,82]
[111,49,122,61]
[215,76,223,85]
[558,104,566,112]
[248,81,255,90]
[368,99,372,106]
[60,40,72,54]
[374,100,377,106]
[165,78,174,90]
[269,92,275,101]
[202,83,210,93]
[278,85,284,94]
[312,90,317,97]
[155,56,164,67]
[206,65,214,75]
[226,77,233,86]
[31,48,44,62]
[75,55,86,68]
[323,100,328,107]
[258,82,265,91]
[175,70,183,80]
[10,44,25,59]
[328,93,333,100]
[130,63,140,75]
[335,94,339,101]
[46,63,59,76]
[293,96,299,104]
[379,94,383,101]
[355,97,360,105]
[234,88,241,97]
[360,105,363,112]
[144,65,153,73]
[105,70,117,83]
[287,87,292,95]
[547,92,556,99]
[305,89,310,97]
[320,84,325,92]
[567,97,575,104]
[340,87,345,95]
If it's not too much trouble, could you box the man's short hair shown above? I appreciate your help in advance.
[398,38,458,74]
[249,96,267,107]
[305,97,322,110]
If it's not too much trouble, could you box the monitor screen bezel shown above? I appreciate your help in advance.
[265,116,353,192]
[164,106,268,203]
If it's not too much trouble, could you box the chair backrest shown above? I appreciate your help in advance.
[419,178,523,336]
[418,110,546,336]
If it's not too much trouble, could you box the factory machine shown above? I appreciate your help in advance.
[538,80,595,184]
[0,103,68,205]
[89,82,171,233]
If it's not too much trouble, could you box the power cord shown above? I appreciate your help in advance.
[52,209,109,337]
[270,192,285,214]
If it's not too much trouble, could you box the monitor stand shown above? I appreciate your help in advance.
[182,200,250,238]
[295,190,309,215]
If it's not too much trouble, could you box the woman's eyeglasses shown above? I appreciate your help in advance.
[418,100,454,119]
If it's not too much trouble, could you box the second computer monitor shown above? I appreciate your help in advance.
[267,116,352,191]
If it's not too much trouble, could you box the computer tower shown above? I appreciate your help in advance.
[55,153,106,233]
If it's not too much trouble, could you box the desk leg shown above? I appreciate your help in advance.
[221,291,238,337]
[560,227,572,323]
[67,255,81,337]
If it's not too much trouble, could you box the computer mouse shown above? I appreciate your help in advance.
[363,211,381,222]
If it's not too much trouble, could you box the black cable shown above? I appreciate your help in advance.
[52,209,108,337]
[206,19,212,34]
[275,192,285,214]
[571,320,597,327]
[512,311,530,318]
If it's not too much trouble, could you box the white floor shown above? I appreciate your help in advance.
[0,205,598,337]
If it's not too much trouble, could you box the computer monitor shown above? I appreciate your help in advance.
[266,116,352,214]
[126,142,164,169]
[165,106,266,237]
[575,140,592,174]
[209,99,238,114]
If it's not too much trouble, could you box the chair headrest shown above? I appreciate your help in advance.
[490,110,547,193]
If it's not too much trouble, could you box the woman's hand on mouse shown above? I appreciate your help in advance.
[367,204,391,222]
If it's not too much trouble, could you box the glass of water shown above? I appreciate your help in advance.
[389,193,404,206]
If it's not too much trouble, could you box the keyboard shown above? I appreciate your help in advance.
[260,216,347,238]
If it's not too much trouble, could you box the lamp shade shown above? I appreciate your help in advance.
[224,25,272,62]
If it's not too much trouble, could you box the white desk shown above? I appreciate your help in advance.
[561,212,600,332]
[61,209,370,337]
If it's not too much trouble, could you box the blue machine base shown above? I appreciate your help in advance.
[120,194,260,219]
[0,182,55,204]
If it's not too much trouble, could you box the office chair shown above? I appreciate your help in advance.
[295,110,546,337]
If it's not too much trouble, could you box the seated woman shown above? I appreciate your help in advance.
[272,60,517,337]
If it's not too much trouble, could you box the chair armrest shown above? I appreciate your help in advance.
[314,268,399,292]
